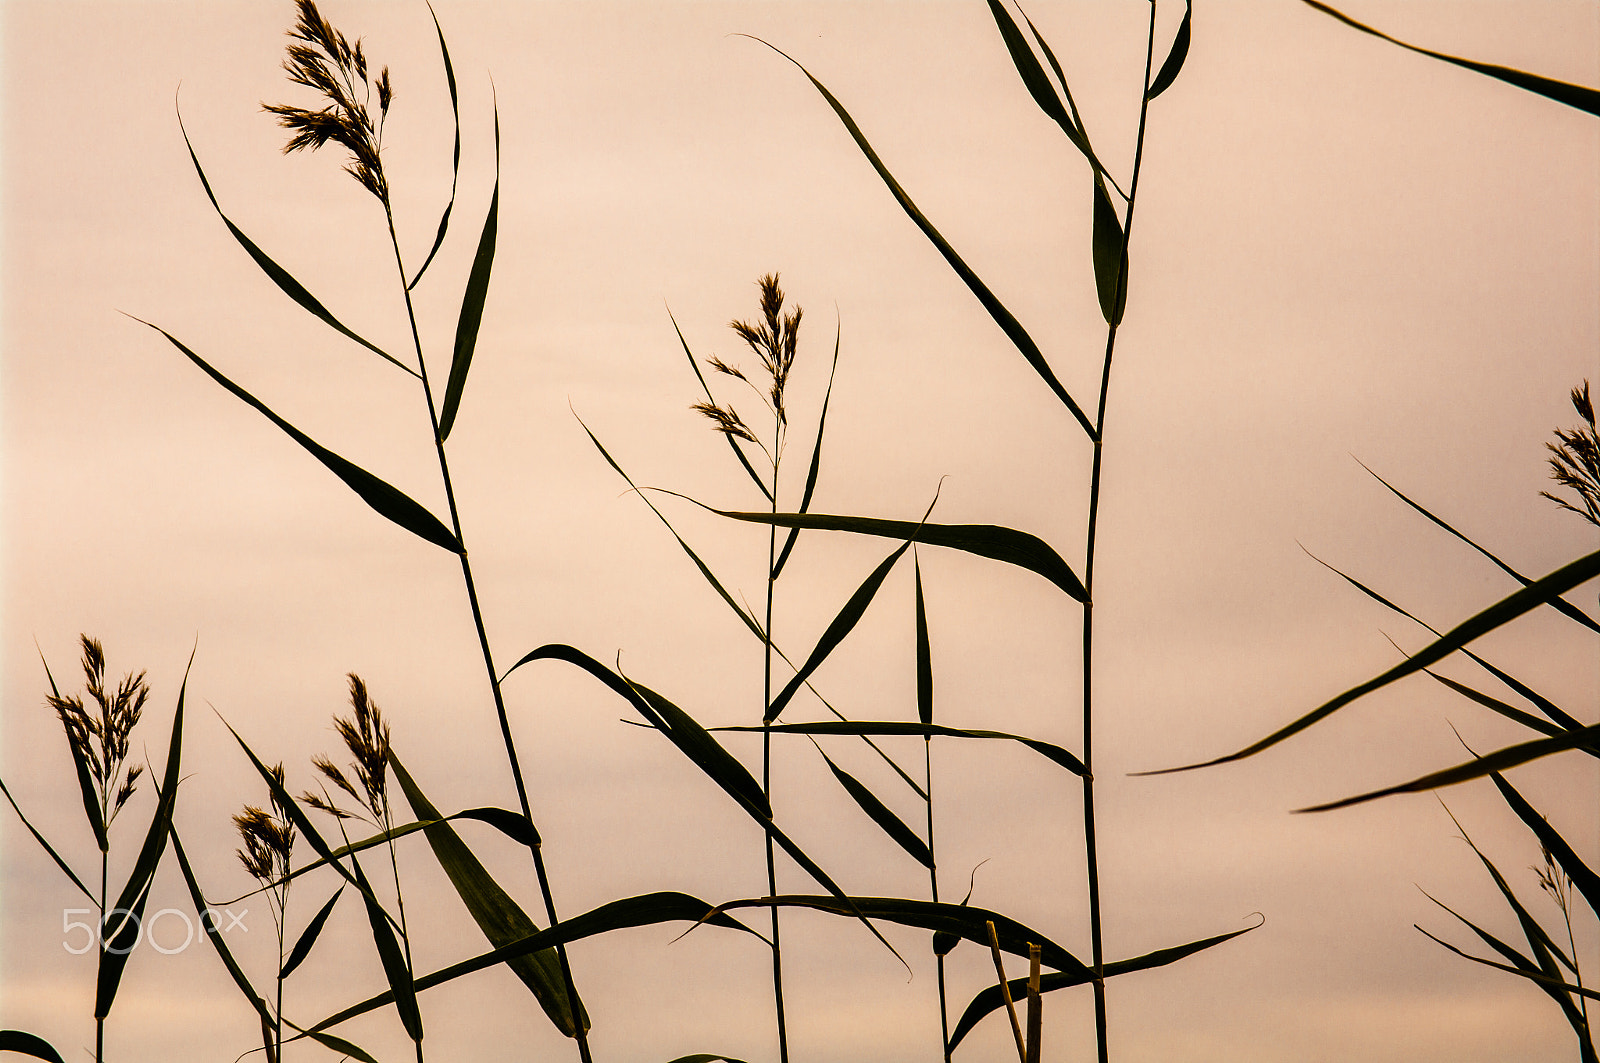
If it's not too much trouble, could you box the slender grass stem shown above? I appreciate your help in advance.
[382,208,593,1063]
[97,847,106,1063]
[1080,7,1158,1062]
[383,802,423,1063]
[764,417,790,1063]
[925,737,951,1062]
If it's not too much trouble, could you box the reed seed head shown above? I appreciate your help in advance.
[728,273,802,425]
[263,0,391,202]
[691,400,759,444]
[307,673,392,822]
[1540,379,1600,526]
[46,635,150,829]
[235,763,296,886]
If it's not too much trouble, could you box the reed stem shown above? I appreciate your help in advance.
[764,413,790,1063]
[925,736,951,1062]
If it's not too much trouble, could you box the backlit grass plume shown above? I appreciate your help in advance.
[236,763,297,1063]
[48,635,149,834]
[1541,380,1599,526]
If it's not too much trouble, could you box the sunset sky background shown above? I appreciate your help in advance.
[3,2,1597,1061]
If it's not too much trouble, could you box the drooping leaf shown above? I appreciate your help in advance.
[176,110,409,374]
[986,0,1096,164]
[915,555,933,727]
[352,856,423,1043]
[37,650,107,855]
[716,721,1085,776]
[455,805,540,847]
[1490,772,1600,920]
[136,319,461,553]
[281,887,343,980]
[0,1031,67,1063]
[948,919,1262,1050]
[407,4,462,291]
[750,37,1096,438]
[772,319,841,580]
[0,772,91,899]
[1014,7,1125,199]
[663,1056,751,1063]
[1417,926,1600,1002]
[1301,0,1600,116]
[1424,670,1564,741]
[1152,548,1600,773]
[94,877,152,1021]
[1147,0,1192,98]
[816,748,933,868]
[438,97,499,441]
[1091,174,1127,325]
[668,308,771,503]
[165,811,274,1025]
[389,756,585,1037]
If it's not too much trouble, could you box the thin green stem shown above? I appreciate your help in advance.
[764,418,790,1063]
[925,737,951,1062]
[1080,6,1158,1063]
[383,802,423,1063]
[96,846,106,1063]
[382,207,593,1063]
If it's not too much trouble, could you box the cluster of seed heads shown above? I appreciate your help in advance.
[1541,380,1599,527]
[304,673,393,824]
[48,635,148,830]
[695,274,803,452]
[235,763,297,886]
[263,0,392,202]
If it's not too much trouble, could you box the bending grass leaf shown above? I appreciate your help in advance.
[352,856,424,1043]
[137,319,461,553]
[1091,174,1127,326]
[915,555,933,727]
[1418,925,1600,1002]
[816,749,934,868]
[750,37,1097,439]
[1424,670,1564,741]
[1146,0,1192,99]
[948,919,1262,1050]
[669,309,771,503]
[664,1056,751,1063]
[439,98,499,441]
[40,649,108,853]
[282,887,343,980]
[0,772,91,899]
[986,0,1098,171]
[390,755,585,1037]
[689,504,1087,602]
[407,3,462,291]
[1301,0,1600,116]
[95,879,153,1022]
[1015,8,1126,200]
[1296,723,1600,812]
[0,1032,66,1063]
[717,721,1085,777]
[1490,772,1600,920]
[176,110,409,375]
[772,320,841,581]
[1151,547,1600,773]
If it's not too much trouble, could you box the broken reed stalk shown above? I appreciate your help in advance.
[986,919,1027,1063]
[923,715,951,1060]
[1025,942,1042,1063]
[1079,7,1158,1059]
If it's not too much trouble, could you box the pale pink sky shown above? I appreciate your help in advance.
[3,2,1597,1062]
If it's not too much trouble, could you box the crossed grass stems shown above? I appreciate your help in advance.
[3,2,1598,1062]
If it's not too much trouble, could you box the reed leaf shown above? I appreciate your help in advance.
[455,805,540,847]
[352,856,423,1042]
[94,879,152,1021]
[816,748,934,868]
[1424,670,1564,740]
[165,810,274,1026]
[281,887,343,980]
[0,1032,66,1063]
[176,111,409,374]
[407,3,461,291]
[1153,547,1600,773]
[36,651,108,856]
[915,556,933,727]
[389,755,585,1037]
[439,99,499,441]
[1146,0,1192,98]
[1416,926,1600,1002]
[772,320,841,580]
[985,0,1096,168]
[0,772,91,899]
[135,318,462,553]
[1014,8,1125,199]
[716,721,1085,776]
[1301,0,1600,116]
[663,1056,750,1063]
[750,37,1097,438]
[948,920,1261,1050]
[1091,173,1127,325]
[1489,771,1600,920]
[668,308,771,503]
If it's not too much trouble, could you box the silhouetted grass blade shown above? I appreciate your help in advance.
[177,112,409,374]
[947,920,1260,1049]
[1425,671,1564,740]
[137,319,462,553]
[718,722,1085,776]
[439,99,499,441]
[669,308,771,503]
[1302,0,1600,115]
[773,321,840,580]
[627,678,773,817]
[389,755,585,1037]
[407,4,461,291]
[986,1,1088,156]
[165,812,274,1027]
[352,857,423,1042]
[456,806,540,847]
[752,38,1096,438]
[0,1031,66,1063]
[915,556,933,726]
[1489,772,1600,918]
[1153,548,1600,772]
[1418,925,1600,1002]
[1091,174,1127,325]
[281,887,343,980]
[0,773,91,898]
[698,507,1087,602]
[1147,0,1192,98]
[1296,724,1600,812]
[817,749,933,867]
[664,1056,751,1063]
[768,539,913,721]
[95,879,151,1020]
[41,648,110,854]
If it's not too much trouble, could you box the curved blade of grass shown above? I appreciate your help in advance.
[1146,0,1192,98]
[985,0,1097,170]
[438,97,499,441]
[0,773,91,899]
[664,1056,751,1063]
[772,318,841,580]
[1297,723,1600,812]
[308,892,761,1033]
[717,721,1085,776]
[37,650,108,853]
[1091,174,1127,325]
[748,37,1096,438]
[407,4,461,291]
[281,887,343,980]
[1015,8,1126,200]
[1151,548,1600,773]
[351,856,423,1042]
[1301,0,1600,115]
[1424,670,1564,740]
[1358,459,1600,634]
[0,1032,66,1063]
[768,537,914,721]
[948,920,1261,1050]
[915,556,933,726]
[678,501,1087,602]
[176,109,410,375]
[1446,805,1581,977]
[136,318,461,553]
[165,812,273,1025]
[1490,771,1600,919]
[456,805,539,847]
[95,878,152,1020]
[668,308,771,503]
[1419,925,1600,1001]
[389,755,584,1037]
[816,749,933,868]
